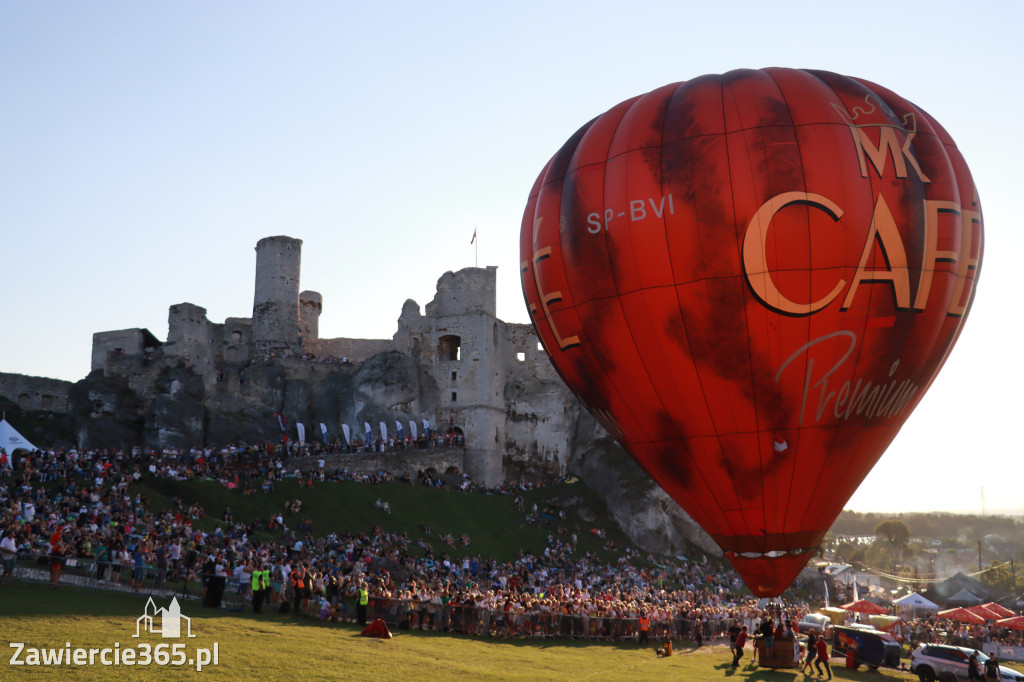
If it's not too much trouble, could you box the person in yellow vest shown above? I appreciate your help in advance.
[252,563,265,614]
[638,612,651,647]
[261,564,272,601]
[357,580,369,626]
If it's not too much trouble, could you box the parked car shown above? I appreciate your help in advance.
[797,612,833,636]
[909,644,1024,682]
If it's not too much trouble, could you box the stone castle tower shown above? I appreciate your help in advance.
[252,236,303,357]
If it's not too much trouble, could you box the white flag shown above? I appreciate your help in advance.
[296,422,306,445]
[380,422,388,441]
[342,424,351,444]
[410,421,418,439]
[320,423,328,444]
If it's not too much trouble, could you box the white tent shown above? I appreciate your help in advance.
[0,418,38,454]
[894,592,940,610]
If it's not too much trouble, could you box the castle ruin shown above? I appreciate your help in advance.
[0,236,716,556]
[79,236,573,485]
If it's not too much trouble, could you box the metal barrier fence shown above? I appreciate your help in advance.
[985,644,1024,664]
[9,553,244,603]
[364,597,732,641]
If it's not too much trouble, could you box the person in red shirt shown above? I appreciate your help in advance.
[815,634,832,680]
[48,527,65,589]
[732,625,748,667]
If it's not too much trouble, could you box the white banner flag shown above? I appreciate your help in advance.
[320,422,328,444]
[342,424,351,444]
[296,422,306,445]
[410,421,418,439]
[379,422,388,441]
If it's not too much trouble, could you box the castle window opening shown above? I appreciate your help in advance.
[516,352,525,362]
[41,395,53,410]
[17,393,29,408]
[451,391,457,402]
[439,335,462,361]
[451,371,457,381]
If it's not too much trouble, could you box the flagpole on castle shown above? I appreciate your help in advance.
[471,226,478,267]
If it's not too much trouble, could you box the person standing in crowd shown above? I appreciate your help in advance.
[759,615,774,664]
[637,611,650,646]
[968,650,983,681]
[1,528,18,586]
[728,619,741,658]
[154,540,168,589]
[251,562,265,614]
[131,543,146,592]
[815,634,832,680]
[801,629,818,674]
[48,538,64,589]
[357,580,369,625]
[732,625,748,667]
[984,652,1003,680]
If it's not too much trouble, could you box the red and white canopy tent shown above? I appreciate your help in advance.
[984,603,1017,619]
[841,599,888,616]
[937,607,986,625]
[996,616,1024,631]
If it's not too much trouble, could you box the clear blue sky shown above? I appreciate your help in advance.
[1,1,1020,515]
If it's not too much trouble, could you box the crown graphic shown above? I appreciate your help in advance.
[831,94,917,134]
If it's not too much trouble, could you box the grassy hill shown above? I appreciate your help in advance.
[128,474,705,570]
[2,584,923,681]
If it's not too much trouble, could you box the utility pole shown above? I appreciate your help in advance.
[978,540,982,572]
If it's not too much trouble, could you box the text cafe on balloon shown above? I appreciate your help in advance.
[520,69,982,597]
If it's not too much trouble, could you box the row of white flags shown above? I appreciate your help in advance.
[292,419,433,445]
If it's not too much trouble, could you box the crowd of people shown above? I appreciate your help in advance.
[0,442,815,641]
[3,442,1018,658]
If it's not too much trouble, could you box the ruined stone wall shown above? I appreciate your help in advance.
[252,235,302,356]
[220,317,252,364]
[91,329,156,373]
[316,338,394,364]
[164,303,220,381]
[493,320,576,477]
[299,290,322,350]
[0,372,71,413]
[424,266,497,318]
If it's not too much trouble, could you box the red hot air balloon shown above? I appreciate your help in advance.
[520,68,982,597]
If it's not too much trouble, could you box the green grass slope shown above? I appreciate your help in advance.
[1,584,922,681]
[130,475,665,566]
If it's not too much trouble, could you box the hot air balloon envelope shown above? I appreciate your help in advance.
[520,68,983,596]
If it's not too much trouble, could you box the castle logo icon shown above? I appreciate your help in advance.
[134,597,196,639]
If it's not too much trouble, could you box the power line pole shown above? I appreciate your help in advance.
[978,540,982,572]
